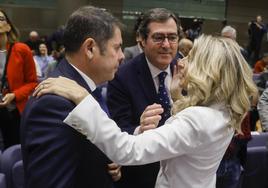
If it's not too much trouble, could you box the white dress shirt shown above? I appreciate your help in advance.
[64,95,234,188]
[146,57,172,96]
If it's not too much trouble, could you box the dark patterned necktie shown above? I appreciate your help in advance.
[92,87,110,117]
[157,72,171,123]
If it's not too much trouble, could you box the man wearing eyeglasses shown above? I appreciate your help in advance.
[107,8,179,188]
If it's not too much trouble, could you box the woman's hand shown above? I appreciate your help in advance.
[139,103,163,134]
[33,76,89,105]
[0,93,15,108]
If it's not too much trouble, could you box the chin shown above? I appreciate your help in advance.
[107,74,115,81]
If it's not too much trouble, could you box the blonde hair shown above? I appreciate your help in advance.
[172,35,258,132]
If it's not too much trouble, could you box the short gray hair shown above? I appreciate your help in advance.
[221,25,237,40]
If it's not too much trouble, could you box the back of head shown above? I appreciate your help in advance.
[221,25,236,40]
[63,6,121,54]
[256,15,262,23]
[172,35,258,132]
[138,8,179,40]
[178,38,193,57]
[29,31,39,40]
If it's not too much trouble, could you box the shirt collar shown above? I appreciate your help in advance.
[145,56,171,79]
[69,63,96,92]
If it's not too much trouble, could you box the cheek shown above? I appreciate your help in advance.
[0,23,10,33]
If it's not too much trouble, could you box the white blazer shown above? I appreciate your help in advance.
[64,95,234,188]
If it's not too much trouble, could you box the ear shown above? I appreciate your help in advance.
[83,38,95,60]
[141,38,146,48]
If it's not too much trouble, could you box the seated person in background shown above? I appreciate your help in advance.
[34,35,258,188]
[24,30,42,55]
[257,87,268,132]
[123,13,143,63]
[34,43,57,82]
[254,53,268,73]
[177,38,193,60]
[185,18,203,41]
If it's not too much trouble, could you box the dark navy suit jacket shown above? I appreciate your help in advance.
[21,58,113,188]
[107,53,175,188]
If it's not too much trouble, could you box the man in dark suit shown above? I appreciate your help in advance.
[21,6,124,188]
[107,8,180,188]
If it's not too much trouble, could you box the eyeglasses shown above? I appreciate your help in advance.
[151,33,178,44]
[0,16,7,22]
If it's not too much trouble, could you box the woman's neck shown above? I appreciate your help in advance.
[0,33,7,50]
[40,54,47,57]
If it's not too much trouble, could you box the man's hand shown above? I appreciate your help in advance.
[139,104,163,134]
[107,163,121,182]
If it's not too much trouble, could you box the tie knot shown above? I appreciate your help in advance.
[158,71,167,84]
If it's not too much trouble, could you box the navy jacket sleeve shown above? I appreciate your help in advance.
[21,95,87,188]
[107,72,139,134]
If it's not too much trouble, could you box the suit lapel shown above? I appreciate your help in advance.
[135,54,158,104]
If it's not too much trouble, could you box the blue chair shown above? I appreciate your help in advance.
[12,160,24,188]
[0,145,22,188]
[247,132,268,147]
[0,173,7,188]
[242,146,268,188]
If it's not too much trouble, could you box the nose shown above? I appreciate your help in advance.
[161,38,171,48]
[119,48,125,62]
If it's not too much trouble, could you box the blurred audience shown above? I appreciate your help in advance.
[247,15,267,65]
[47,25,64,52]
[258,87,268,132]
[221,25,248,60]
[177,38,193,60]
[253,53,268,73]
[123,13,144,63]
[185,18,203,41]
[24,30,42,55]
[34,43,57,82]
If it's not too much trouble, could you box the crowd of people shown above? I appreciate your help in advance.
[0,4,267,188]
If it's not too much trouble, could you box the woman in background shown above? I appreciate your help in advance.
[34,42,57,82]
[0,9,37,148]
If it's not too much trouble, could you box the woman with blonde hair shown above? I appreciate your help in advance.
[34,35,257,188]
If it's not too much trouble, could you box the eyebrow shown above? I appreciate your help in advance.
[113,43,122,48]
[152,32,178,35]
